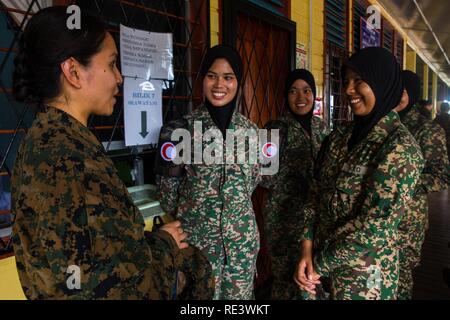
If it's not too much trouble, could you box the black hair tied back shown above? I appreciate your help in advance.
[12,6,107,104]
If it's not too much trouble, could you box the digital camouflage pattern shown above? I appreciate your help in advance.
[11,106,214,300]
[157,105,261,300]
[301,111,424,300]
[434,112,450,163]
[260,113,328,299]
[397,107,450,299]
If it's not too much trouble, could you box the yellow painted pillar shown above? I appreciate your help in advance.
[210,0,220,46]
[403,41,407,70]
[432,71,438,117]
[423,64,429,100]
[405,48,416,72]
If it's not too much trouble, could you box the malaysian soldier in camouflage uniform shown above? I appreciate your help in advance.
[294,48,424,300]
[395,71,450,299]
[11,6,214,299]
[156,45,261,299]
[260,69,328,299]
[434,102,450,164]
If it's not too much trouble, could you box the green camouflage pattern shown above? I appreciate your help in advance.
[11,106,214,299]
[157,105,261,300]
[434,113,450,164]
[397,107,450,299]
[260,113,328,299]
[302,111,424,300]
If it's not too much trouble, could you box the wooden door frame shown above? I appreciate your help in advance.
[222,0,296,71]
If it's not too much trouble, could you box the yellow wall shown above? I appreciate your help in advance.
[291,0,324,97]
[210,0,220,46]
[0,256,26,300]
[406,48,417,72]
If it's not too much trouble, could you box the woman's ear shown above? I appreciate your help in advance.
[60,57,82,89]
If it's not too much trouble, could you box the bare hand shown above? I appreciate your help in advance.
[294,240,321,295]
[160,220,189,249]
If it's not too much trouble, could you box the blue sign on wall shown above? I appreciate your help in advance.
[360,17,381,49]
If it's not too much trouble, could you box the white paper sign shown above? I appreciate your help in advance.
[120,24,174,80]
[124,78,163,147]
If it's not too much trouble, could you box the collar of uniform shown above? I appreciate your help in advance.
[195,104,242,131]
[38,106,103,150]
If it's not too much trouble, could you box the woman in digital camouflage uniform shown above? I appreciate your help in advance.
[157,45,261,299]
[11,6,213,300]
[294,47,424,300]
[260,69,328,299]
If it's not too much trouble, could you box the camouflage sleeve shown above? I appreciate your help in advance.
[156,174,183,215]
[28,157,97,299]
[252,162,262,193]
[300,135,332,242]
[418,126,450,193]
[314,142,424,276]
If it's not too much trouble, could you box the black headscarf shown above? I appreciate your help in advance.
[398,70,420,119]
[285,69,316,135]
[200,44,243,135]
[342,47,403,151]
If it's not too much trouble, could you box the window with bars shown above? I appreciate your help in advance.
[247,0,290,18]
[0,0,209,256]
[394,31,404,69]
[382,19,393,53]
[324,0,349,128]
[353,0,366,52]
[325,0,347,50]
[325,44,350,128]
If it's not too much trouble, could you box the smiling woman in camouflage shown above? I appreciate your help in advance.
[11,6,213,300]
[294,47,424,300]
[156,45,261,299]
[260,69,328,299]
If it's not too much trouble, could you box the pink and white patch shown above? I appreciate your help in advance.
[160,142,177,161]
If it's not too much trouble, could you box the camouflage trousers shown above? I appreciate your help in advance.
[146,233,215,300]
[264,199,305,300]
[199,235,259,300]
[397,194,427,300]
[313,248,399,300]
[330,247,399,300]
[270,255,303,300]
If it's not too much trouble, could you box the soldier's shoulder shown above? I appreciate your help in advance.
[386,124,423,161]
[234,112,258,130]
[263,118,288,130]
[18,120,85,170]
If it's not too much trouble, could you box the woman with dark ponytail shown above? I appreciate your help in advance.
[11,6,213,299]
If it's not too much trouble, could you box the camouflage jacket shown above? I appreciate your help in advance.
[157,105,261,262]
[301,111,424,276]
[401,107,449,194]
[11,107,179,299]
[261,113,329,201]
[433,113,450,167]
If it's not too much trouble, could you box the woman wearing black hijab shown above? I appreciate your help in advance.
[395,70,450,299]
[157,45,261,299]
[260,69,328,299]
[294,47,424,300]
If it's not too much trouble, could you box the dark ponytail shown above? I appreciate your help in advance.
[12,6,107,104]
